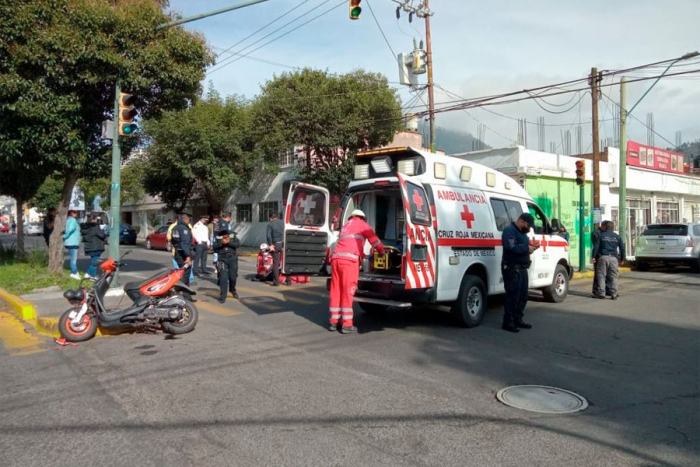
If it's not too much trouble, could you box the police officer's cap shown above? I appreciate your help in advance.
[179,211,192,218]
[219,229,231,236]
[350,209,366,218]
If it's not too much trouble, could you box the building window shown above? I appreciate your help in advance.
[656,201,679,223]
[278,148,296,167]
[258,201,279,222]
[236,204,252,223]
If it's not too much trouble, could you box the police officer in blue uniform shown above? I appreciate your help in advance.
[591,220,625,300]
[171,212,196,302]
[501,213,539,333]
[213,229,240,303]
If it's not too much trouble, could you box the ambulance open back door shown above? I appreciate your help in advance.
[396,173,436,291]
[283,182,331,276]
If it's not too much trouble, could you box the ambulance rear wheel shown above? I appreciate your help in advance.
[542,264,569,303]
[358,303,388,314]
[452,275,486,328]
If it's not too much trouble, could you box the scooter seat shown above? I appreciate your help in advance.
[123,270,172,291]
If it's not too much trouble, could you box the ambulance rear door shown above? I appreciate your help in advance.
[283,182,331,275]
[397,173,436,290]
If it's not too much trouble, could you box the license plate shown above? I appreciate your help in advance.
[656,240,667,245]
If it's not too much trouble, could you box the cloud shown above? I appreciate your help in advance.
[170,0,700,146]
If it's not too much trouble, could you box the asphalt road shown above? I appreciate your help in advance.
[0,253,698,466]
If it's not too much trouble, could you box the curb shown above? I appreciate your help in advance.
[0,287,103,339]
[572,267,632,280]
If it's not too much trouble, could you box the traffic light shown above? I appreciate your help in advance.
[349,0,361,20]
[118,92,137,136]
[575,160,585,186]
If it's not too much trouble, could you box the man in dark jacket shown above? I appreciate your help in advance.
[266,213,286,286]
[43,208,57,246]
[81,214,107,279]
[213,229,240,303]
[171,212,194,289]
[501,213,540,333]
[592,220,625,300]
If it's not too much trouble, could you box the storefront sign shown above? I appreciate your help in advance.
[626,141,685,174]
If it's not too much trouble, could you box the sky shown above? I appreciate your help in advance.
[168,0,700,152]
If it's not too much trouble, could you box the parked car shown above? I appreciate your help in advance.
[23,222,43,236]
[635,223,700,273]
[145,226,169,250]
[0,223,9,234]
[104,224,137,245]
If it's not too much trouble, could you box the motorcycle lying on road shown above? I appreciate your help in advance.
[58,253,199,342]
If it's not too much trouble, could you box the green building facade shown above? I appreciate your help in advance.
[525,176,593,264]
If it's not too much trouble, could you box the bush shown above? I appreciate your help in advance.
[0,242,17,264]
[0,242,77,295]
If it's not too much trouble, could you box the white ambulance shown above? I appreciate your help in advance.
[282,147,573,327]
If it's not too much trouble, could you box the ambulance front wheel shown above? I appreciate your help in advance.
[452,275,486,328]
[542,264,569,303]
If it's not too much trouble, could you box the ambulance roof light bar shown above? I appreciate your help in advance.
[397,159,415,176]
[370,156,392,174]
[354,164,370,179]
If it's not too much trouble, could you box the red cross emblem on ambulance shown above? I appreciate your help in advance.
[412,190,424,211]
[460,204,475,229]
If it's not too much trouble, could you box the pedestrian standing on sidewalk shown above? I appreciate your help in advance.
[328,209,384,334]
[592,220,625,300]
[213,229,240,303]
[501,213,539,333]
[192,215,210,276]
[591,222,613,297]
[81,214,106,279]
[209,215,219,271]
[43,208,57,247]
[266,212,286,286]
[63,210,82,280]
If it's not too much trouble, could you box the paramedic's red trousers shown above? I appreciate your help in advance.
[329,257,359,327]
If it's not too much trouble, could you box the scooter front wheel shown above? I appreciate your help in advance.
[58,307,98,342]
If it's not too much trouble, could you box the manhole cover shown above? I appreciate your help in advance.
[496,385,588,414]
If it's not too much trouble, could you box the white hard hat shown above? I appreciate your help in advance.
[260,243,269,250]
[350,209,366,218]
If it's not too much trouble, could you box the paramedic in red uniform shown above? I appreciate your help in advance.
[328,209,385,334]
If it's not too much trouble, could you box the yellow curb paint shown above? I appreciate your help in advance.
[0,311,45,356]
[197,300,243,317]
[0,288,36,321]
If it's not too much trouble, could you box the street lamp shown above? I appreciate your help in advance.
[618,51,699,257]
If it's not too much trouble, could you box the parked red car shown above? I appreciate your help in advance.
[145,226,169,250]
[0,223,9,234]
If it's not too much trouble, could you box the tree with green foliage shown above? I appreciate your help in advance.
[0,0,214,270]
[250,69,403,196]
[141,88,257,214]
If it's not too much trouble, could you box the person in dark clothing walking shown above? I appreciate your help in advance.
[213,229,240,303]
[81,214,107,279]
[43,208,57,246]
[171,212,195,300]
[266,213,286,286]
[501,213,540,333]
[592,220,625,300]
[591,222,614,297]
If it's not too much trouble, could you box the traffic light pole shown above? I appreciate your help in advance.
[107,0,270,288]
[109,82,122,285]
[579,185,585,272]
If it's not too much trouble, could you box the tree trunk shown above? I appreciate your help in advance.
[15,193,25,258]
[204,189,221,218]
[48,173,79,273]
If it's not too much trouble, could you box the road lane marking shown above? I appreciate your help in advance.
[196,300,243,317]
[0,311,45,356]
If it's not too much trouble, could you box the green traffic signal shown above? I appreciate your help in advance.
[121,123,137,135]
[350,7,361,18]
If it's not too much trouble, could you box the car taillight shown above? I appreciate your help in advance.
[687,237,695,247]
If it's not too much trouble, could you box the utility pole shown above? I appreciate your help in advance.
[423,0,436,152]
[618,77,627,254]
[589,67,601,211]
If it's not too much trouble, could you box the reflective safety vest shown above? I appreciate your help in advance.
[331,217,383,262]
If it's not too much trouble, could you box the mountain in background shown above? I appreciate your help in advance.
[676,139,700,164]
[419,122,491,155]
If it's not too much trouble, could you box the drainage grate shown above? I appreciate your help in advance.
[496,385,588,414]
